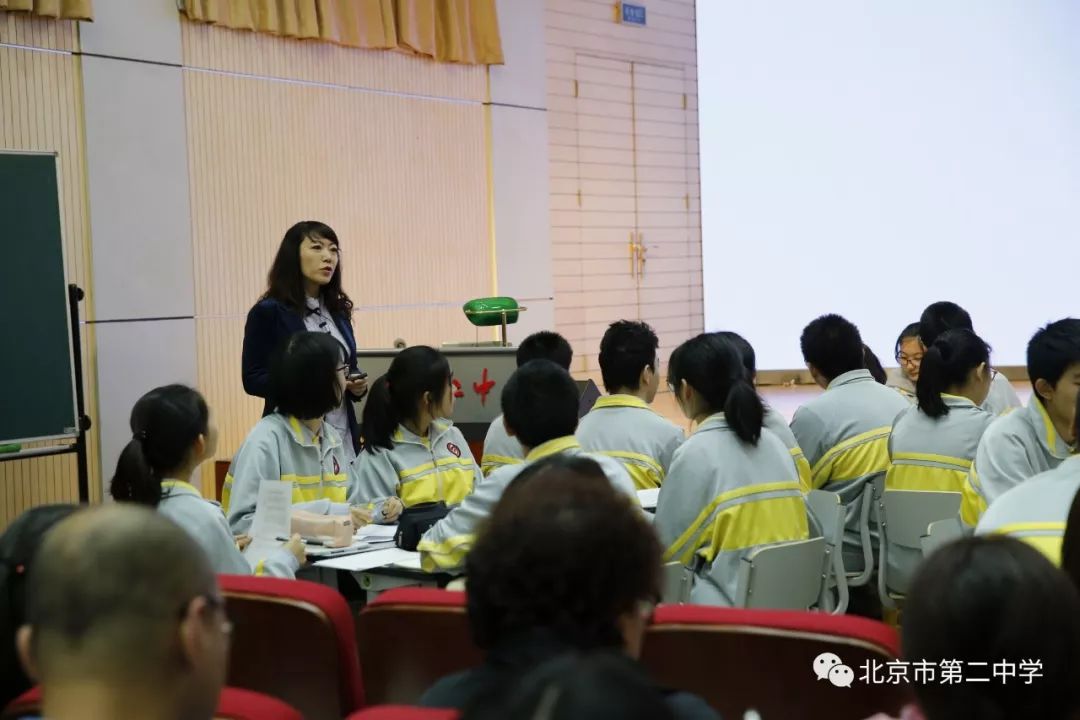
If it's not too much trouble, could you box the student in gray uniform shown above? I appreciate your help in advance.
[716,330,812,490]
[886,322,922,402]
[418,360,635,572]
[919,301,1020,416]
[110,385,305,578]
[961,318,1080,526]
[884,329,994,588]
[480,331,573,476]
[790,314,910,575]
[975,392,1080,564]
[655,333,809,607]
[577,320,684,490]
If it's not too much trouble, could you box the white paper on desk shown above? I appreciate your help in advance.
[637,488,660,509]
[354,524,398,541]
[313,547,422,572]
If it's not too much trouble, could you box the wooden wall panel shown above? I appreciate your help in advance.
[183,31,490,473]
[0,17,99,529]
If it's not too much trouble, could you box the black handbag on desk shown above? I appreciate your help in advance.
[394,501,449,551]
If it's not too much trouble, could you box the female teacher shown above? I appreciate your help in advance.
[242,220,367,459]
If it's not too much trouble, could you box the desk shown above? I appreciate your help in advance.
[312,546,460,601]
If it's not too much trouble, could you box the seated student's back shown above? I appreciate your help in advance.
[655,333,808,607]
[418,360,636,572]
[481,331,573,476]
[975,392,1080,564]
[353,345,480,510]
[110,384,305,578]
[790,314,910,571]
[960,318,1080,526]
[577,320,684,490]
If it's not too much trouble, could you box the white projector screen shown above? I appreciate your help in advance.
[698,1,1080,369]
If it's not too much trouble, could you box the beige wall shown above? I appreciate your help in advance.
[546,0,702,384]
[0,13,100,527]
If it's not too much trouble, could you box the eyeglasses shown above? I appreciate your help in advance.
[336,363,349,374]
[989,368,999,381]
[896,353,924,366]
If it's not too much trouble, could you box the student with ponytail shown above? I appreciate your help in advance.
[653,333,809,606]
[111,384,305,578]
[353,345,480,512]
[224,331,392,534]
[883,330,995,587]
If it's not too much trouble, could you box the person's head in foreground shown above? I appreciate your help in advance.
[799,314,865,388]
[501,360,581,453]
[463,652,675,720]
[895,322,923,383]
[466,454,661,658]
[599,320,661,400]
[17,505,229,720]
[1027,318,1080,444]
[897,535,1080,720]
[668,333,763,443]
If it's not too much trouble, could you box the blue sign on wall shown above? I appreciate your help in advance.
[621,3,647,26]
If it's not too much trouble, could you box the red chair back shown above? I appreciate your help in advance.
[219,574,365,720]
[641,604,913,720]
[347,707,459,720]
[2,686,303,720]
[357,588,481,705]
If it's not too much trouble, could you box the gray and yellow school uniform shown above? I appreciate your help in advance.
[223,414,361,534]
[353,419,479,511]
[762,405,812,492]
[655,414,809,607]
[960,397,1072,527]
[159,480,299,578]
[981,373,1022,417]
[576,395,685,490]
[418,436,636,572]
[975,455,1080,565]
[883,395,993,586]
[789,369,910,570]
[480,413,524,477]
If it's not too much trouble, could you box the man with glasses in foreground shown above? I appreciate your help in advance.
[16,505,230,720]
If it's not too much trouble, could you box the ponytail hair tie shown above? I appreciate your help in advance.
[135,429,149,442]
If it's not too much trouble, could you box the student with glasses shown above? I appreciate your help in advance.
[225,331,396,534]
[886,322,922,401]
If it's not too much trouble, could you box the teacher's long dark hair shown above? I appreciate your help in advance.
[263,220,354,317]
[110,385,209,508]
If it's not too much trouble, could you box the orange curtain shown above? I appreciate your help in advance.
[0,0,92,20]
[180,0,503,65]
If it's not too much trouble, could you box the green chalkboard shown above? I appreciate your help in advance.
[0,152,77,443]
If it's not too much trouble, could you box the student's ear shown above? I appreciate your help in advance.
[1035,377,1055,402]
[502,415,517,439]
[973,362,988,381]
[192,433,208,463]
[16,626,38,681]
[177,596,212,670]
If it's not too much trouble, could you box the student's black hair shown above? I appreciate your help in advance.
[599,320,659,393]
[903,536,1080,720]
[516,331,573,370]
[668,333,763,445]
[713,331,756,378]
[271,331,345,421]
[863,344,888,384]
[895,322,921,361]
[916,329,991,419]
[799,314,864,382]
[262,220,354,318]
[501,360,579,450]
[0,504,78,707]
[466,454,661,653]
[919,301,973,347]
[462,652,674,720]
[361,345,452,452]
[110,385,209,508]
[1027,318,1080,396]
[1062,421,1080,595]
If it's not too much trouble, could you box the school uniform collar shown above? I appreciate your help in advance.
[1024,397,1072,460]
[693,413,729,435]
[826,369,874,390]
[592,394,652,412]
[160,479,202,497]
[391,419,454,446]
[284,415,342,450]
[940,393,979,409]
[526,436,581,461]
